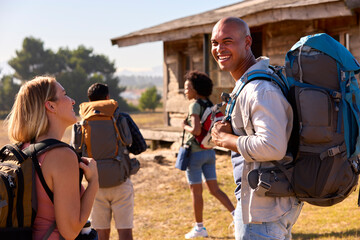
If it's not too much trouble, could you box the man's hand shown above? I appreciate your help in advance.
[211,121,232,147]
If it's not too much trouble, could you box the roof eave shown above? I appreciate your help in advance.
[346,0,360,9]
[111,0,353,48]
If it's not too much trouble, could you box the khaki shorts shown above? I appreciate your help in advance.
[90,178,134,229]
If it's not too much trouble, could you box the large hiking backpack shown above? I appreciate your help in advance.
[284,33,360,206]
[74,99,135,188]
[195,99,224,149]
[0,139,81,239]
[225,33,360,206]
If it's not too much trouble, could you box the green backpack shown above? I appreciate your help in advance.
[0,139,82,239]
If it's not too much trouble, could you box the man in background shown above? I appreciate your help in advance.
[71,83,147,240]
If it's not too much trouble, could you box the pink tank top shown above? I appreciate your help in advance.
[22,143,85,240]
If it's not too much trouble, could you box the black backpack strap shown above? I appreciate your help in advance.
[196,98,213,108]
[70,122,84,156]
[42,221,56,240]
[23,139,83,203]
[0,144,28,163]
[196,98,213,119]
[42,221,66,240]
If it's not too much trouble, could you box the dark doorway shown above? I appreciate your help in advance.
[251,31,262,58]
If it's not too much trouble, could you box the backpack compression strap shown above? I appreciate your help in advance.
[80,121,92,158]
[23,139,83,203]
[112,116,127,149]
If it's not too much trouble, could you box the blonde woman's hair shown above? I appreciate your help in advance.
[6,76,58,143]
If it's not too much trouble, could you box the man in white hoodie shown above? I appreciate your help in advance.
[210,17,303,240]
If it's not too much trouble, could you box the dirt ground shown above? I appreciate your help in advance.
[130,147,180,193]
[130,142,231,193]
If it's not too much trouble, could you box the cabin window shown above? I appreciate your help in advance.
[178,53,190,90]
[203,34,210,75]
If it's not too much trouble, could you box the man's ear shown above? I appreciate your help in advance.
[245,35,252,50]
[45,101,56,112]
[106,94,110,100]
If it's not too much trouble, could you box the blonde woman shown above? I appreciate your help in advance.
[6,76,99,239]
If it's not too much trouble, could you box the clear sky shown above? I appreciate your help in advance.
[0,0,240,76]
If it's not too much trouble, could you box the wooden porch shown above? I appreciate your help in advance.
[139,126,182,149]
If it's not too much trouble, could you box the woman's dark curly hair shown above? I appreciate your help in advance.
[184,70,213,97]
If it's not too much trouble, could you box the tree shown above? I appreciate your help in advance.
[0,75,20,112]
[138,86,161,111]
[7,37,132,113]
[8,37,63,81]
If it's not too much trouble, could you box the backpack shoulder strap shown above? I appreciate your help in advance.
[24,139,70,156]
[196,98,213,108]
[224,66,289,122]
[23,139,82,203]
[246,66,289,96]
[70,122,83,155]
[0,144,28,163]
[196,99,213,122]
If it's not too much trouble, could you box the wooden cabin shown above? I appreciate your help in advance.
[111,0,360,143]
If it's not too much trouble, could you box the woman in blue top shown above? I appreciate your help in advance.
[182,70,235,239]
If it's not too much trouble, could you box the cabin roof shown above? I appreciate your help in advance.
[111,0,357,47]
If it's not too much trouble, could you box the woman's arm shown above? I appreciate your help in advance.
[79,156,99,229]
[43,147,98,239]
[183,114,201,136]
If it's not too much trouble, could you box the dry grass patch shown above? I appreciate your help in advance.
[1,116,360,240]
[128,150,236,240]
[292,189,360,240]
[129,111,164,128]
[125,147,360,240]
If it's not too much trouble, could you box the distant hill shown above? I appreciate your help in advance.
[1,61,163,91]
[118,75,163,90]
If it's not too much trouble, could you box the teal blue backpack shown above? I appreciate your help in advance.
[224,33,360,206]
